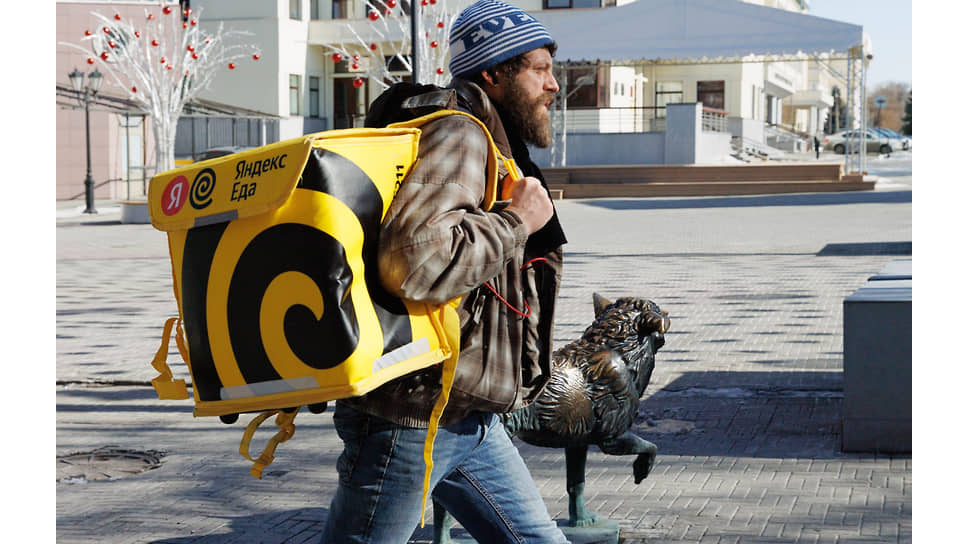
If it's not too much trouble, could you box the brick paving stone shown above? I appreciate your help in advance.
[55,171,913,543]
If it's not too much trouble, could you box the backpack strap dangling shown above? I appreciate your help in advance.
[239,409,299,479]
[150,317,189,400]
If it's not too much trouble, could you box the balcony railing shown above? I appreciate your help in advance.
[557,106,732,134]
[559,106,666,133]
[701,107,729,133]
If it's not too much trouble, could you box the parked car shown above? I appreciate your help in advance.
[873,127,910,150]
[822,130,893,154]
[193,146,254,162]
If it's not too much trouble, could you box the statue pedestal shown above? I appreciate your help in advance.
[444,518,619,544]
[559,518,620,544]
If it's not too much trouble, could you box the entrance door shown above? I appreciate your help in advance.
[333,78,367,129]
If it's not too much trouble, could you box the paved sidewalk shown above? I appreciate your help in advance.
[56,156,912,543]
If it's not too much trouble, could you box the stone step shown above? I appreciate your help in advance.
[544,163,845,185]
[549,180,875,199]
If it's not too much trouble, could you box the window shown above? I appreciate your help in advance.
[309,76,320,118]
[697,80,725,110]
[564,66,606,108]
[290,0,301,19]
[655,81,682,118]
[544,0,601,8]
[332,0,350,19]
[289,74,301,116]
[310,0,321,20]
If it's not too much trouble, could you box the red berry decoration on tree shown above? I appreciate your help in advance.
[114,13,122,20]
[87,58,95,65]
[352,78,364,88]
[131,86,137,93]
[353,55,360,61]
[147,13,155,20]
[421,0,428,6]
[253,54,260,60]
[162,6,172,15]
[228,62,236,69]
[187,45,195,52]
[192,53,199,60]
[430,41,438,48]
[438,21,445,28]
[183,23,188,29]
[100,52,109,60]
[167,65,173,70]
[370,43,378,51]
[160,56,167,63]
[108,40,116,49]
[331,53,342,62]
[191,19,197,26]
[436,68,444,75]
[84,30,92,36]
[152,39,159,46]
[134,31,141,38]
[368,11,379,21]
[351,63,359,70]
[103,27,111,34]
[387,0,397,6]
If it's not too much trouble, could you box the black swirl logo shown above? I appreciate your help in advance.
[190,168,216,209]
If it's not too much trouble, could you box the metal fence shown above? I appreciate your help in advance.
[560,106,730,134]
[174,117,280,159]
[561,106,665,133]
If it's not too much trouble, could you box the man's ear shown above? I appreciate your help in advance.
[479,69,504,102]
[479,69,498,88]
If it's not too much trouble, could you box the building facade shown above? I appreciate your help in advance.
[56,0,865,201]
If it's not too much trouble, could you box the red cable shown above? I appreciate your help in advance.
[481,257,551,318]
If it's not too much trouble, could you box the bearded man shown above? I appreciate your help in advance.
[321,1,568,542]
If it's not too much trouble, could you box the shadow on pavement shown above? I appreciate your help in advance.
[578,190,911,210]
[148,507,329,543]
[633,371,858,460]
[145,506,446,544]
[816,241,911,256]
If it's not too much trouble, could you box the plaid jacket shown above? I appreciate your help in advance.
[339,80,563,427]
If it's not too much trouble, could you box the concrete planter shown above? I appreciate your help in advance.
[120,201,150,224]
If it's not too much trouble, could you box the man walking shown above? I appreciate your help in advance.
[320,1,568,542]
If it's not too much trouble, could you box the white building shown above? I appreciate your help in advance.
[55,0,870,201]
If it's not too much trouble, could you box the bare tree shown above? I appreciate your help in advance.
[325,0,462,89]
[61,5,261,173]
[866,82,911,133]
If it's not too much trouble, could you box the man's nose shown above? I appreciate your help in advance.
[546,73,560,94]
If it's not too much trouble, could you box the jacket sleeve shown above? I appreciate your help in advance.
[377,114,530,304]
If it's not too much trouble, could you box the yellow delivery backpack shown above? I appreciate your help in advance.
[147,111,516,517]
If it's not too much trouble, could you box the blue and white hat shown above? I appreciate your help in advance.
[448,0,554,79]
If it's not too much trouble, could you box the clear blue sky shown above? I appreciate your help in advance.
[807,0,912,88]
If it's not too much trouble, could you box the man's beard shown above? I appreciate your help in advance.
[502,82,554,148]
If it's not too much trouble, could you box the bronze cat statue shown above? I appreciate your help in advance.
[434,293,670,541]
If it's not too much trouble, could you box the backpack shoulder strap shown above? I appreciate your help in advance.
[388,109,521,212]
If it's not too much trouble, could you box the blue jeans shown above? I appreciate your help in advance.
[321,403,567,544]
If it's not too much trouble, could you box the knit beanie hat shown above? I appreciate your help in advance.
[448,0,554,79]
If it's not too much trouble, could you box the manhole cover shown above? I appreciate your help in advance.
[57,447,164,483]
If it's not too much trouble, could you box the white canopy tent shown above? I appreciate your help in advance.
[533,0,872,173]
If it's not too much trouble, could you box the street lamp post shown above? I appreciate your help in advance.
[558,74,595,167]
[68,67,103,214]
